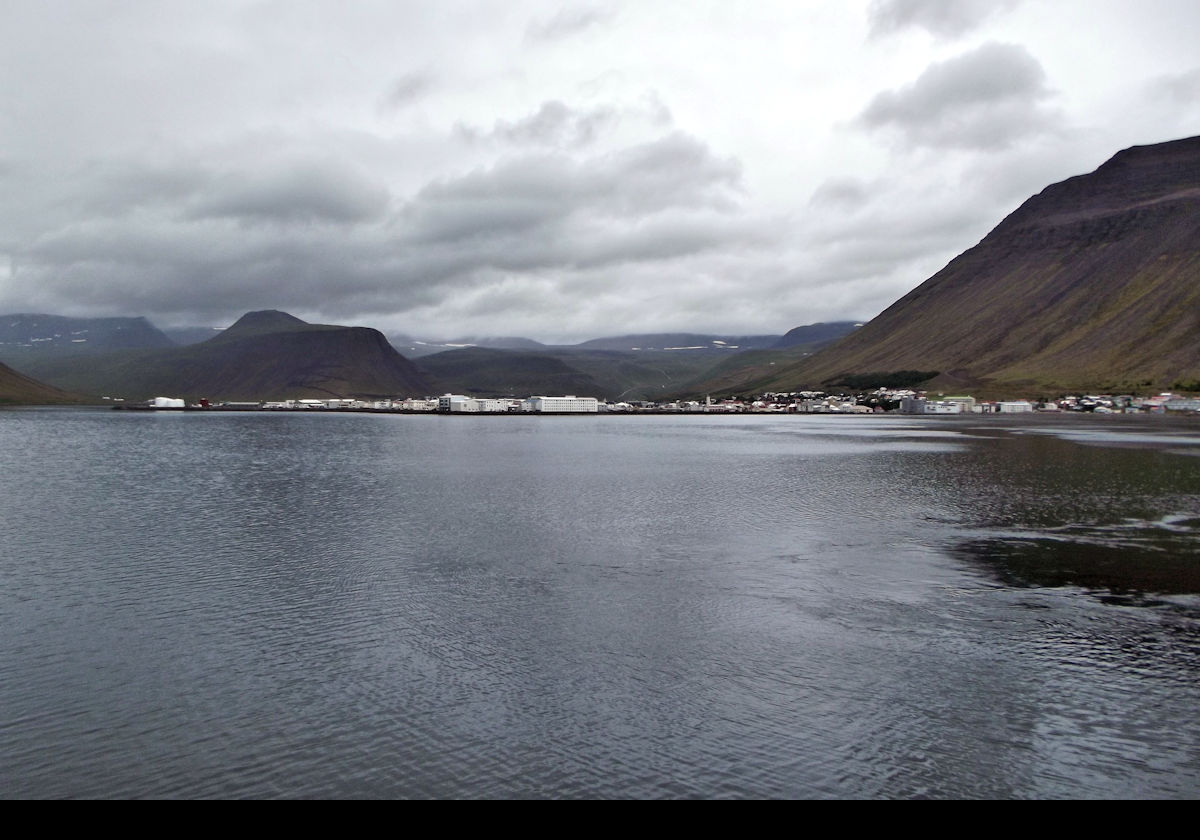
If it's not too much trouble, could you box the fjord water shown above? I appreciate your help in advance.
[1,409,1197,799]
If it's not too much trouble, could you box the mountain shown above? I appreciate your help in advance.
[412,323,860,400]
[573,333,782,352]
[655,322,863,397]
[0,314,174,364]
[14,310,435,401]
[214,309,308,337]
[773,322,861,349]
[734,136,1200,395]
[394,332,783,358]
[391,335,548,358]
[416,348,604,398]
[162,326,225,346]
[0,360,87,404]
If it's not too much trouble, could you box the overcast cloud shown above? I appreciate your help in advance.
[1,1,1197,342]
[857,42,1059,150]
[867,0,1023,39]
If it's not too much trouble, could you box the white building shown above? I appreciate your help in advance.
[438,394,478,412]
[900,397,962,414]
[997,401,1034,413]
[522,395,599,413]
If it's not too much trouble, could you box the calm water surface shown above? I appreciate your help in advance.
[1,409,1198,798]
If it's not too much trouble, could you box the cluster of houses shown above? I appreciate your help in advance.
[165,394,605,413]
[436,394,599,413]
[133,389,1200,415]
[1046,393,1200,413]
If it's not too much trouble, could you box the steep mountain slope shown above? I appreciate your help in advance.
[0,360,87,404]
[16,310,435,401]
[760,136,1200,394]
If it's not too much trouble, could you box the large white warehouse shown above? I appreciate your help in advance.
[522,396,599,413]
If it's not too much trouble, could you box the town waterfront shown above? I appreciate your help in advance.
[1,408,1198,798]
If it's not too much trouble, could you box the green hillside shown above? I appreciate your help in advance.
[0,360,89,405]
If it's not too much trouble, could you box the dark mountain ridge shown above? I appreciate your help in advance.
[416,348,605,398]
[413,323,854,400]
[773,322,861,349]
[742,136,1200,395]
[15,310,435,401]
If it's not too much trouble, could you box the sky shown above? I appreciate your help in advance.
[1,0,1197,343]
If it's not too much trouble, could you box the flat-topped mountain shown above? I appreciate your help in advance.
[0,314,174,364]
[742,136,1200,395]
[14,310,435,401]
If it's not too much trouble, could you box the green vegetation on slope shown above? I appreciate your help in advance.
[0,361,90,405]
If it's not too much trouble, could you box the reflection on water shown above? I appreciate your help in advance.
[955,536,1200,608]
[0,409,1197,798]
[940,417,1200,612]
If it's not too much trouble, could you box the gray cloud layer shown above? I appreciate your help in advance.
[1,3,1195,342]
[868,0,1022,39]
[857,42,1058,150]
[525,5,615,43]
[6,131,766,337]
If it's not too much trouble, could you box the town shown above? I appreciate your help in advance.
[118,388,1200,415]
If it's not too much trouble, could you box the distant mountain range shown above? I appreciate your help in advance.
[4,135,1196,405]
[0,312,857,403]
[391,331,792,358]
[161,326,227,346]
[683,136,1200,396]
[0,314,174,363]
[12,310,433,402]
[413,325,860,400]
[391,335,549,358]
[570,333,783,352]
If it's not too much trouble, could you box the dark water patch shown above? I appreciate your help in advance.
[954,534,1200,613]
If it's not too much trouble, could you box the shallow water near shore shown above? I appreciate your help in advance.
[1,409,1197,798]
